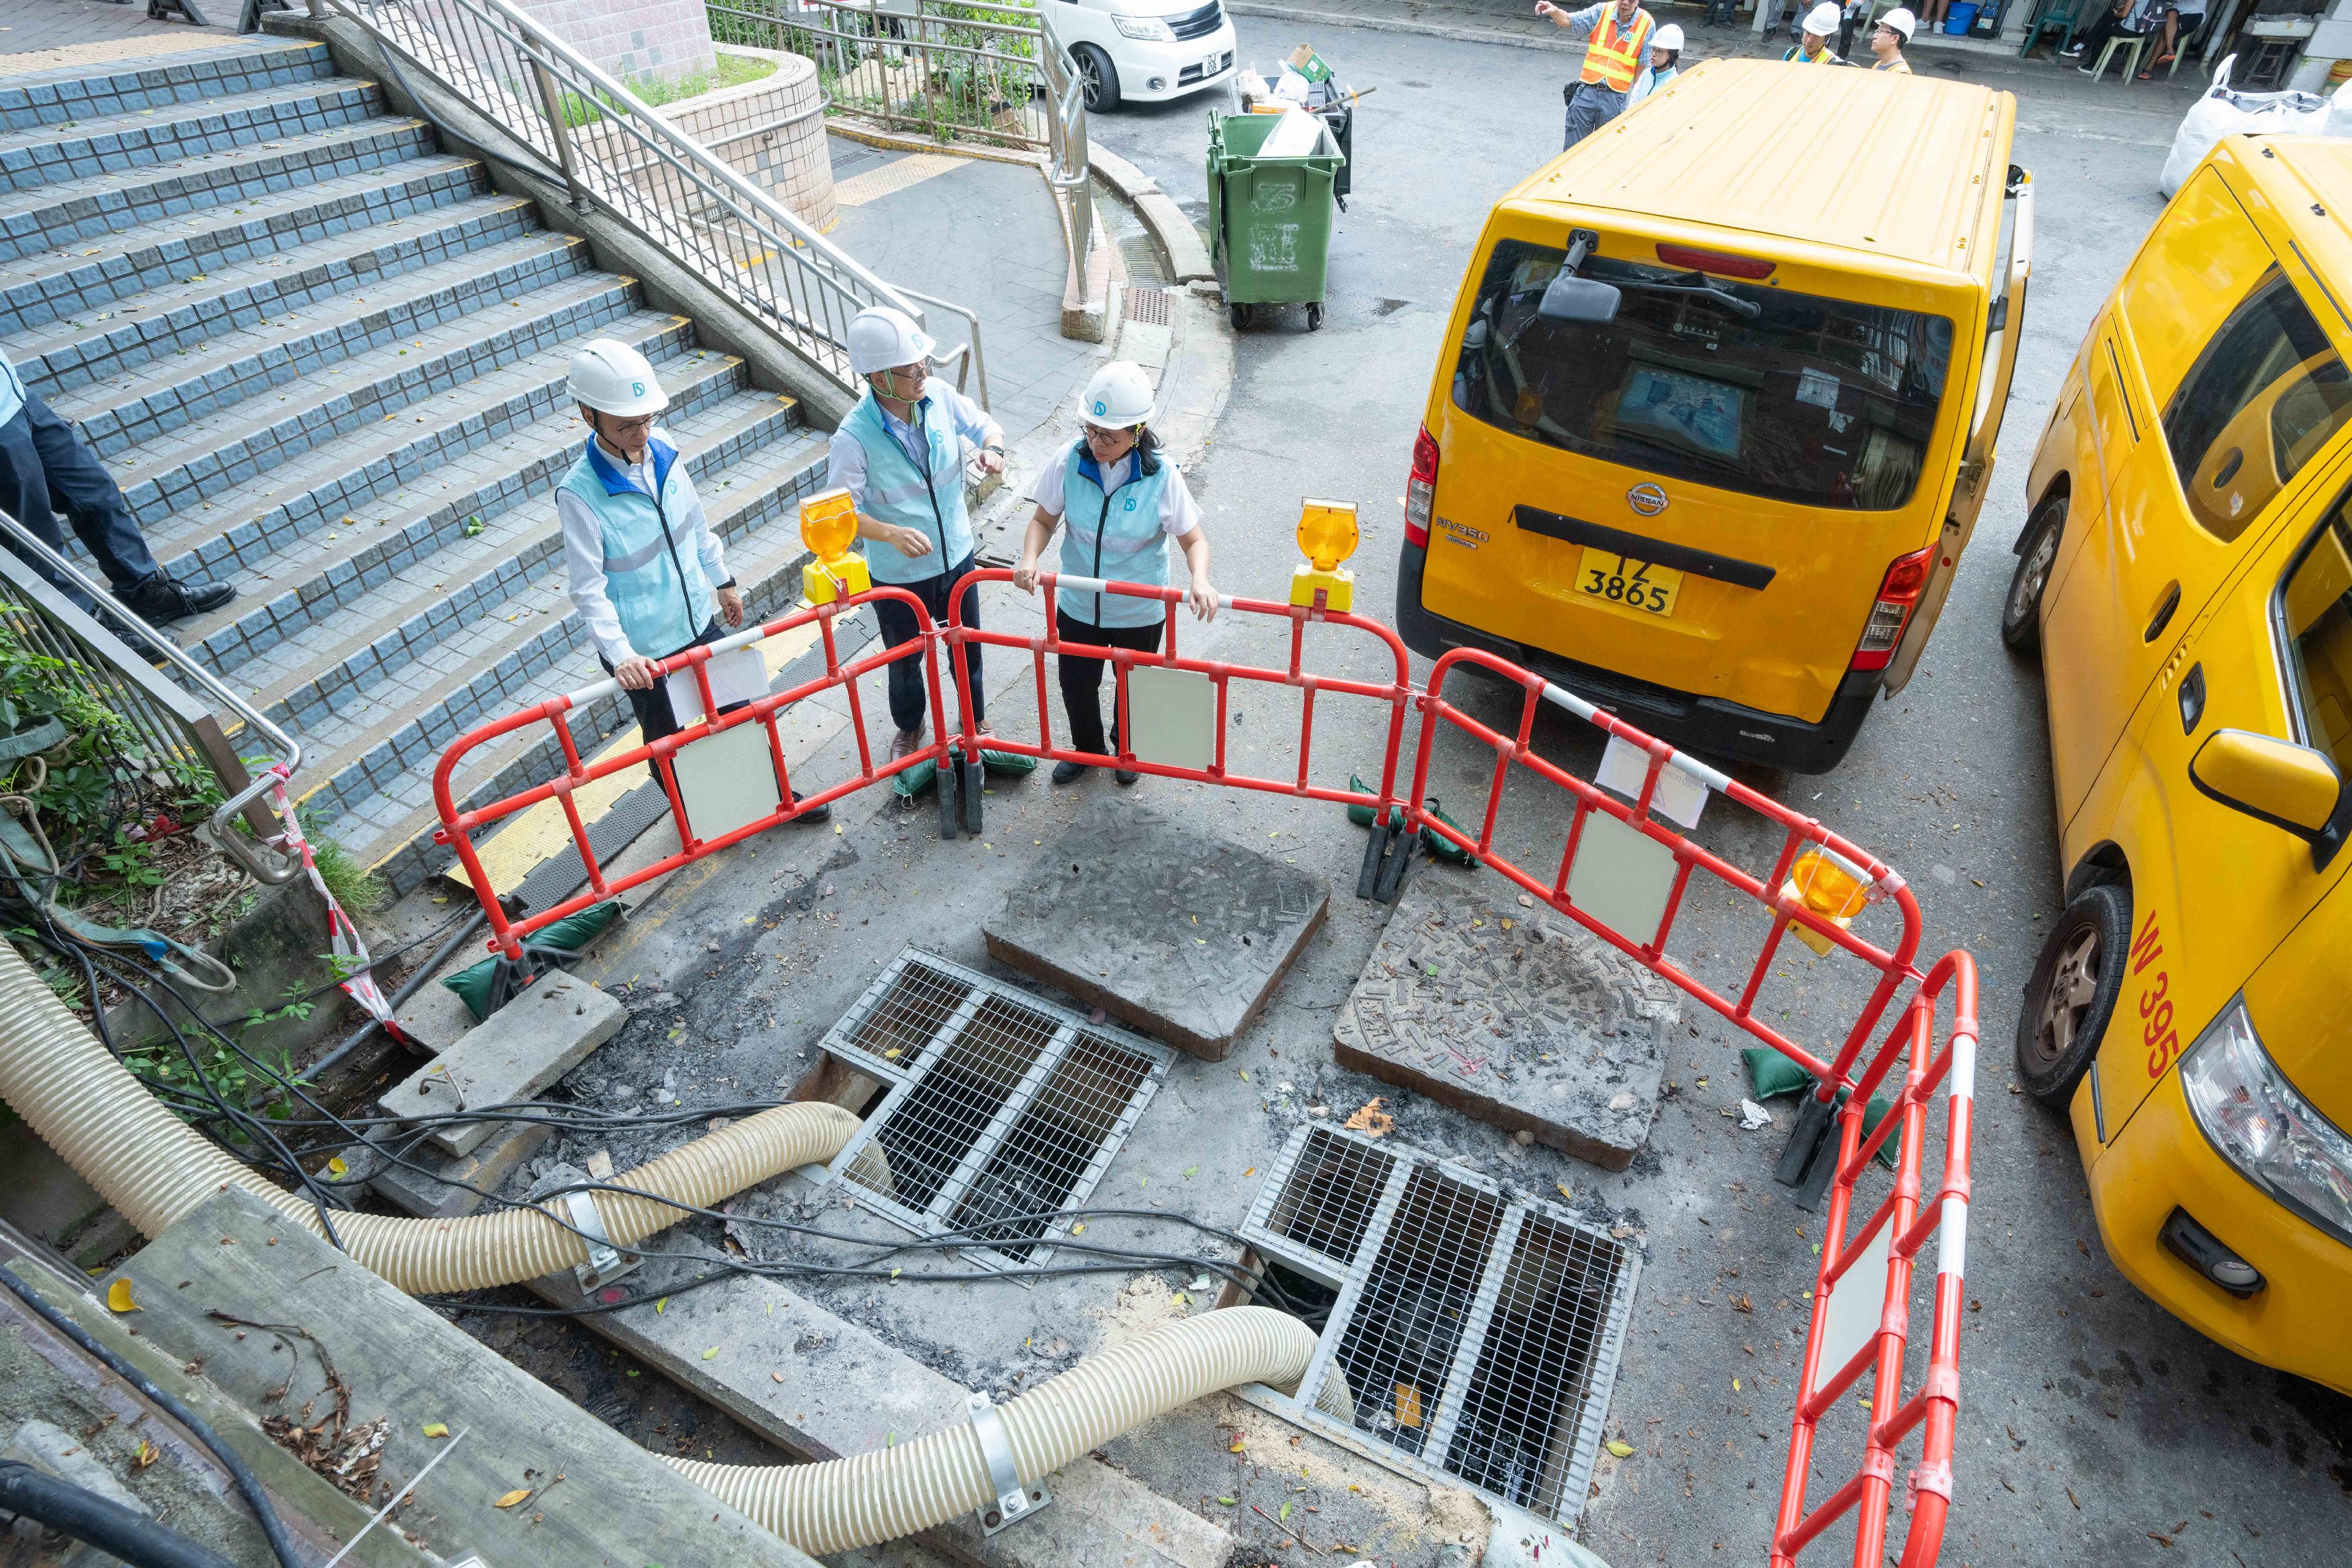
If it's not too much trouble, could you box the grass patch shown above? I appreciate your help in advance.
[307,835,385,917]
[629,50,779,107]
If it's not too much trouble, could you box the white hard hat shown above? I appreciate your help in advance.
[1653,22,1684,49]
[1078,361,1156,429]
[1879,5,1915,36]
[847,306,934,377]
[1804,1,1840,34]
[567,337,668,417]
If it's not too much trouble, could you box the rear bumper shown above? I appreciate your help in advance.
[1394,539,1882,774]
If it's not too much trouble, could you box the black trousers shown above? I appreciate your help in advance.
[871,555,984,734]
[0,384,163,611]
[1055,606,1164,758]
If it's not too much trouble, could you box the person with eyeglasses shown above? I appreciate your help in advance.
[1011,362,1215,787]
[1870,6,1915,69]
[828,306,1006,761]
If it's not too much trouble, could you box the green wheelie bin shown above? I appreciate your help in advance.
[1207,109,1342,331]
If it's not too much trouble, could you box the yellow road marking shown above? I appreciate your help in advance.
[831,153,965,209]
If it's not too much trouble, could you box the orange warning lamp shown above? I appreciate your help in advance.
[800,487,870,606]
[1781,848,1870,957]
[1290,499,1359,612]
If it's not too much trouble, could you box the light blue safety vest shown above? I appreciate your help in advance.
[559,436,713,660]
[842,389,971,585]
[1056,439,1172,631]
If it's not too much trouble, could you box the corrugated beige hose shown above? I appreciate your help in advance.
[669,1307,1318,1554]
[0,942,860,1293]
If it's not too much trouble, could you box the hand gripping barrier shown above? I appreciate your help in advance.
[432,571,1977,1567]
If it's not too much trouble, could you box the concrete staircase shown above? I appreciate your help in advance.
[0,35,831,892]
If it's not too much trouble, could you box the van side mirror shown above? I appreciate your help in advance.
[1538,273,1621,325]
[2189,728,2351,870]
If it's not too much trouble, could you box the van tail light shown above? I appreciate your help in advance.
[1655,242,1776,280]
[1405,426,1438,549]
[1850,546,1937,671]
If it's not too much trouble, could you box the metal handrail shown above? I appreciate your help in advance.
[0,513,303,884]
[1039,14,1093,278]
[321,0,983,395]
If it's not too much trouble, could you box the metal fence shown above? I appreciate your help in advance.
[1038,15,1093,278]
[708,0,1050,151]
[0,513,298,873]
[321,0,981,396]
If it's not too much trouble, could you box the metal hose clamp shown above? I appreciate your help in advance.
[967,1392,1050,1534]
[563,1189,637,1291]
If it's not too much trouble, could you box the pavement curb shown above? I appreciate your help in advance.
[1228,1,2034,55]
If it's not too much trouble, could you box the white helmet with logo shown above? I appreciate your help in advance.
[1653,22,1684,49]
[1077,361,1155,429]
[1803,2,1841,35]
[1880,6,1916,36]
[847,306,936,377]
[567,338,669,417]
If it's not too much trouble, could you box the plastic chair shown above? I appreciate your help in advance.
[2089,32,2147,80]
[2156,12,2212,77]
[2019,0,2094,57]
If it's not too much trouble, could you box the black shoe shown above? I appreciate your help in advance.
[1051,760,1091,785]
[119,574,233,624]
[1114,768,1140,787]
[788,789,831,825]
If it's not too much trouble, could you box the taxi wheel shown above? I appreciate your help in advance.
[2002,496,2066,655]
[2015,882,2131,1108]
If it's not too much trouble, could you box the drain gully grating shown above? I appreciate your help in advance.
[814,948,1175,1268]
[1231,1125,1639,1526]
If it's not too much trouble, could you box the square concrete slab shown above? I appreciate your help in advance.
[377,975,626,1155]
[983,799,1328,1061]
[1333,875,1676,1169]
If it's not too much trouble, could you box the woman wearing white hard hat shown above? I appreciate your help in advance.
[1627,23,1682,103]
[1783,2,1847,62]
[559,337,827,817]
[1012,362,1215,787]
[1871,7,1915,70]
[827,305,1006,760]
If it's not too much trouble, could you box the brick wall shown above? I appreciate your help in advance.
[519,0,717,88]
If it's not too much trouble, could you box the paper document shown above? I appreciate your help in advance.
[1596,733,1709,830]
[663,644,768,726]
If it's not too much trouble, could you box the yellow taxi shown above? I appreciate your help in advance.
[2007,135,2352,1395]
[1396,60,2029,770]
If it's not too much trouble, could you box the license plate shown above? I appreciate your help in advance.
[1202,54,1222,75]
[1575,548,1683,617]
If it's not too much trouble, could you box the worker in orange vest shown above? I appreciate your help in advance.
[1537,0,1658,150]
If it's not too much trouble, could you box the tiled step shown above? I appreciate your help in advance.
[195,366,785,683]
[0,154,488,336]
[0,76,386,194]
[0,41,332,130]
[59,229,592,458]
[124,311,700,588]
[108,279,659,530]
[0,112,437,263]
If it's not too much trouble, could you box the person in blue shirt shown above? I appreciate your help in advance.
[0,347,232,632]
[1628,23,1683,103]
[826,307,1005,761]
[1011,362,1215,787]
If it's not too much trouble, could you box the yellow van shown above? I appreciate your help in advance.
[1397,61,2028,771]
[2007,135,2352,1395]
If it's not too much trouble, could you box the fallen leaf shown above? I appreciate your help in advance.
[701,1348,720,1361]
[422,1423,450,1439]
[135,1440,158,1469]
[106,1280,138,1313]
[1731,1294,1753,1313]
[1342,1097,1394,1138]
[495,1489,533,1509]
[1071,1222,1086,1235]
[1217,1496,1238,1506]
[1184,1166,1199,1178]
[1279,1500,1293,1522]
[1229,1439,1245,1453]
[327,1157,348,1179]
[1732,1378,1741,1392]
[1556,1183,1573,1202]
[655,1298,667,1313]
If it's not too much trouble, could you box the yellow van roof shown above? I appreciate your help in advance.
[1506,59,2013,279]
[2247,138,2352,327]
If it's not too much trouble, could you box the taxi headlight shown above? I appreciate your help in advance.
[2180,998,2352,1249]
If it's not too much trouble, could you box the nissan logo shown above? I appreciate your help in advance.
[1627,483,1669,517]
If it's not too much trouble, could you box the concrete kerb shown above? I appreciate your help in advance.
[1230,0,2039,54]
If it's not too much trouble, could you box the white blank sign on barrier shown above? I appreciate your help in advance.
[1125,666,1217,771]
[1563,810,1678,947]
[671,720,782,845]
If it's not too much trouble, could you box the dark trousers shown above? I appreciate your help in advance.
[603,617,730,777]
[0,385,162,611]
[1054,606,1164,758]
[2071,4,2139,54]
[871,555,984,734]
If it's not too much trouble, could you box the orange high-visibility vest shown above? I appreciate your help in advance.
[1579,6,1656,91]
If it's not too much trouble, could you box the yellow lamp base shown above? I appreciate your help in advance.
[1289,564,1354,613]
[803,552,871,607]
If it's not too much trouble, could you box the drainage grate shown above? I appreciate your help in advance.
[1232,1125,1639,1526]
[1124,286,1173,326]
[816,949,1174,1266]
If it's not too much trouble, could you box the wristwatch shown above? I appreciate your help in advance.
[717,577,739,590]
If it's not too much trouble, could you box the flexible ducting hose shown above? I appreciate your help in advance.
[0,942,860,1293]
[669,1306,1318,1554]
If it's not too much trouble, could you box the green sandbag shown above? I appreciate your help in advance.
[1342,775,1478,867]
[891,747,1038,800]
[442,900,623,1022]
[1740,1047,1900,1172]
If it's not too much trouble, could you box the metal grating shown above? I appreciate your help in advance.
[1231,1125,1639,1527]
[816,949,1175,1267]
[1124,286,1173,326]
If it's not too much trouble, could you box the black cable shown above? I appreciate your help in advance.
[0,1462,240,1568]
[299,907,486,1091]
[0,1271,303,1568]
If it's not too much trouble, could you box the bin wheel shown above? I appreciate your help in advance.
[2015,882,2132,1109]
[2002,494,2066,657]
[1230,302,1251,330]
[1073,44,1120,112]
[1307,303,1324,330]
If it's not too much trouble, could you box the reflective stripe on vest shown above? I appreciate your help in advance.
[1055,439,1172,631]
[560,436,712,661]
[843,389,972,585]
[1579,8,1654,89]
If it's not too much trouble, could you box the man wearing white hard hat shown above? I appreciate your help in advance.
[1783,2,1847,62]
[1627,23,1682,103]
[827,305,1004,761]
[1535,0,1656,150]
[1871,7,1915,69]
[558,337,831,816]
[1012,362,1214,787]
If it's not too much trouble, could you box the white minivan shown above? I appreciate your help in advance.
[1043,0,1237,110]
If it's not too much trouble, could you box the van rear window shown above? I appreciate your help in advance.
[1450,239,1955,510]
